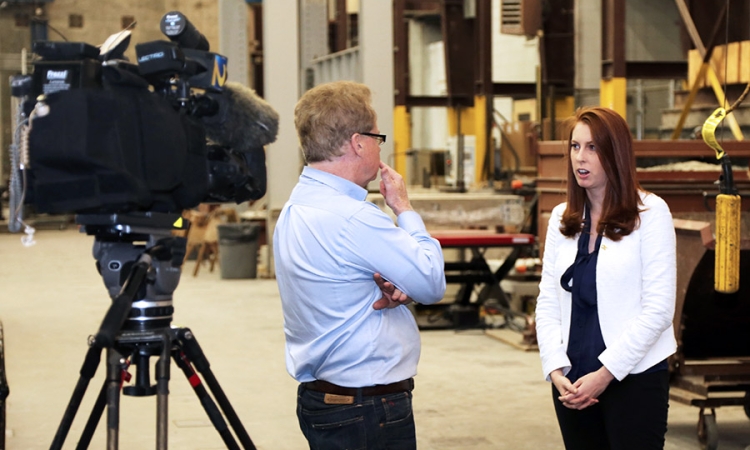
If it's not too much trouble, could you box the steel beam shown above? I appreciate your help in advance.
[625,61,688,79]
[441,0,475,107]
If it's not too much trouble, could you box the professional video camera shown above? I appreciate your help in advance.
[5,13,276,447]
[8,11,278,219]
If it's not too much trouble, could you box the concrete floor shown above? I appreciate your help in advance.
[1,227,750,449]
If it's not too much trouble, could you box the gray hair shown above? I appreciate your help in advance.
[294,81,377,163]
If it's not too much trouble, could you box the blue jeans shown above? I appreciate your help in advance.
[297,384,417,450]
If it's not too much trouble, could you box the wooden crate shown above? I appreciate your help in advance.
[688,40,750,88]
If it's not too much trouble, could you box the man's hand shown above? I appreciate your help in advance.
[379,162,412,216]
[372,273,412,310]
[556,366,614,410]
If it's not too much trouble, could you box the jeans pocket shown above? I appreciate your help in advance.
[379,392,416,449]
[381,391,414,426]
[298,390,367,450]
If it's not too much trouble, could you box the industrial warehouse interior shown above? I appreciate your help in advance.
[0,230,749,450]
[2,0,750,449]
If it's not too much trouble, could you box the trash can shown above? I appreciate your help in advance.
[217,223,260,279]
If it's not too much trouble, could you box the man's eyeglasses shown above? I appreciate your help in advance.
[360,132,387,146]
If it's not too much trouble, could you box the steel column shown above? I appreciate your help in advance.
[601,0,626,117]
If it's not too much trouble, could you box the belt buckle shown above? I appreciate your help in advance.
[324,393,354,405]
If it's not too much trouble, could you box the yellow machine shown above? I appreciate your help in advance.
[702,107,742,293]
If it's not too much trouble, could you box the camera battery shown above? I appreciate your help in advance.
[10,75,33,98]
[32,59,101,96]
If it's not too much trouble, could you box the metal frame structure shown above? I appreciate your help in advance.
[600,0,688,117]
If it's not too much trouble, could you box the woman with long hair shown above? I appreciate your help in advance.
[535,106,677,449]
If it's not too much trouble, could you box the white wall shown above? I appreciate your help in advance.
[265,0,394,207]
[264,0,302,213]
[492,0,539,120]
[409,19,449,154]
[360,0,394,187]
[409,1,540,151]
[575,0,602,93]
[491,0,539,84]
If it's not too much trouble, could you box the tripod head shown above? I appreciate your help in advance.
[77,212,187,344]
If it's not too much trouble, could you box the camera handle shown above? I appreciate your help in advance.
[49,229,256,450]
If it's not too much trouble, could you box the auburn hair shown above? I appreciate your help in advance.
[560,107,644,240]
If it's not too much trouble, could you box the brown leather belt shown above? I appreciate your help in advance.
[302,378,414,397]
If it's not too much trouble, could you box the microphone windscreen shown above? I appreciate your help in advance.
[202,81,279,150]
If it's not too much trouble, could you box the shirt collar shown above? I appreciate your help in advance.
[301,166,368,201]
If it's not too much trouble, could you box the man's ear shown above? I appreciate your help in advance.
[351,133,365,157]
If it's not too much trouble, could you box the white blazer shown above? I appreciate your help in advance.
[535,191,677,381]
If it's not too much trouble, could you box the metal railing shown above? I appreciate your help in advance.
[309,47,361,87]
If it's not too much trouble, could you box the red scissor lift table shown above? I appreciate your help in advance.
[419,230,536,329]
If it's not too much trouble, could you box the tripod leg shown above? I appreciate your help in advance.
[173,350,241,450]
[177,328,256,450]
[105,348,123,450]
[74,380,107,450]
[0,320,7,450]
[156,333,171,450]
[50,346,102,450]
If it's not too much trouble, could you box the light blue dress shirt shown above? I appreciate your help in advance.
[274,166,446,387]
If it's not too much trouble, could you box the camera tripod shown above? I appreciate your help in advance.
[50,213,255,450]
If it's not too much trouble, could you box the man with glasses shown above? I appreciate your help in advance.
[274,80,446,449]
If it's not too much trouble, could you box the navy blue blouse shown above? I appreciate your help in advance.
[560,211,667,383]
[560,213,605,383]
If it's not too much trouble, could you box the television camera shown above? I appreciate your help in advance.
[8,10,277,222]
[6,12,275,448]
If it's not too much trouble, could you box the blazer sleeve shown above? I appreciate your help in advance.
[598,195,677,380]
[535,204,572,381]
